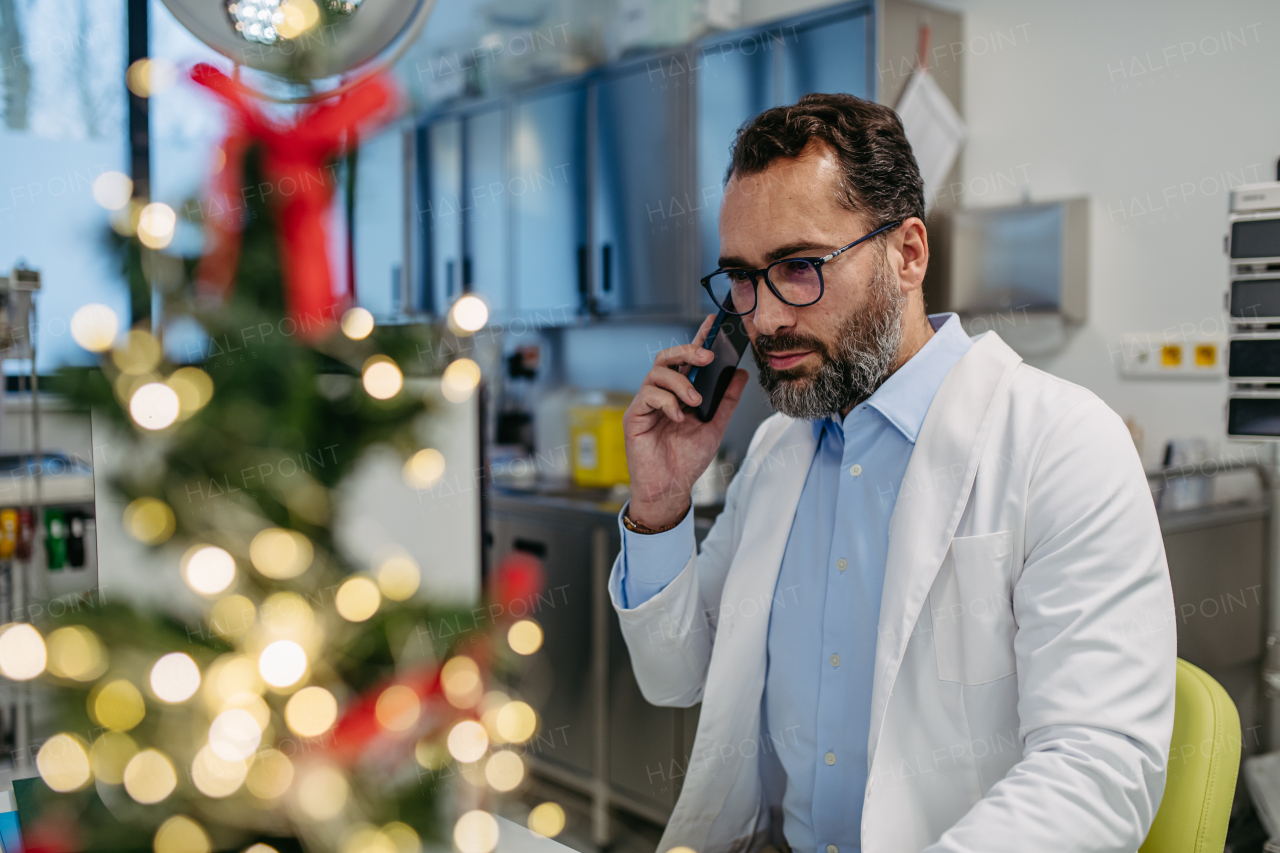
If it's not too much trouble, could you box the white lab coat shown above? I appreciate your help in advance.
[609,331,1176,853]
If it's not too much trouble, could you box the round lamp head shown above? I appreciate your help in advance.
[159,0,435,99]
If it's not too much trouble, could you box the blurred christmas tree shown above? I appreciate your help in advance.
[0,67,554,853]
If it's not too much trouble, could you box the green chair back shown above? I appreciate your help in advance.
[1140,659,1240,853]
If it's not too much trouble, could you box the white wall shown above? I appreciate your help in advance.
[936,0,1280,470]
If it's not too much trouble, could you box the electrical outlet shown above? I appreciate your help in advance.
[1116,333,1225,379]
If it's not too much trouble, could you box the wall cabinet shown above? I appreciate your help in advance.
[424,116,462,316]
[464,105,512,315]
[417,2,874,327]
[511,83,589,321]
[590,59,693,318]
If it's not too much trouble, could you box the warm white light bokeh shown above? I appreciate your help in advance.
[0,623,46,680]
[402,448,446,489]
[46,626,107,681]
[137,201,177,249]
[259,640,308,688]
[484,750,524,792]
[182,545,236,595]
[507,620,544,655]
[441,656,483,708]
[129,382,181,430]
[362,357,404,400]
[341,306,375,340]
[92,172,133,211]
[209,708,263,761]
[447,719,489,763]
[527,802,566,838]
[250,529,313,579]
[285,686,338,738]
[123,749,177,804]
[335,576,381,622]
[191,745,248,798]
[454,810,500,853]
[449,295,490,334]
[153,814,211,853]
[377,555,421,601]
[70,303,120,351]
[441,358,482,403]
[150,652,201,703]
[375,685,421,732]
[495,701,537,743]
[36,733,92,792]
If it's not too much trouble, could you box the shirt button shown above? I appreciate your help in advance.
[827,846,838,853]
[849,463,863,477]
[825,751,836,765]
[830,653,840,667]
[836,558,847,571]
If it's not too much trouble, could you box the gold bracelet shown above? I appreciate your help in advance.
[622,503,685,535]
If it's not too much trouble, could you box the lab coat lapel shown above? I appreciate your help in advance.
[867,332,1023,764]
[668,416,818,846]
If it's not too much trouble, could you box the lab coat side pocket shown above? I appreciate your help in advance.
[930,530,1017,685]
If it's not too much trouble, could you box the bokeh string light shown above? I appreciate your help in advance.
[0,623,47,680]
[402,448,445,489]
[150,653,201,703]
[36,734,92,792]
[527,803,566,838]
[441,358,482,403]
[454,810,500,853]
[182,545,237,595]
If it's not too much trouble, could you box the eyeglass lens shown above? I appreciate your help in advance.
[706,259,821,314]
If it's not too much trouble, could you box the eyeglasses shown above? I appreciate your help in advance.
[700,221,902,315]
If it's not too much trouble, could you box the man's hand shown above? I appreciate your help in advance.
[624,314,750,529]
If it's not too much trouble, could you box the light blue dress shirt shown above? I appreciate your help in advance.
[617,314,973,853]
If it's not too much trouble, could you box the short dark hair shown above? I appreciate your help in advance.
[726,92,925,229]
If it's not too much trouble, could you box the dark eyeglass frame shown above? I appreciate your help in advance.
[700,220,903,315]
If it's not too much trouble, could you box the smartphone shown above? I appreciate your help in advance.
[685,304,751,423]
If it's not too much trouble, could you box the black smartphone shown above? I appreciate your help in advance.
[685,304,751,423]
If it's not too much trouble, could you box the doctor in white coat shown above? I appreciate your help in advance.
[611,93,1175,853]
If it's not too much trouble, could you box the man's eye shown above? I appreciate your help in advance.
[725,271,752,283]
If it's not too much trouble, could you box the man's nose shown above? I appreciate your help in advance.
[750,277,796,337]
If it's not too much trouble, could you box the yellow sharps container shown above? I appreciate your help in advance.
[568,391,633,487]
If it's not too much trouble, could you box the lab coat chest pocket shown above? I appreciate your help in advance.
[929,530,1017,685]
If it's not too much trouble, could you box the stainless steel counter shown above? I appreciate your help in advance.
[489,485,713,843]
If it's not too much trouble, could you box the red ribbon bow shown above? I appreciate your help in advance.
[190,63,398,340]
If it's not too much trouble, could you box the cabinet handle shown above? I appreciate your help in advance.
[577,245,588,299]
[602,243,612,293]
[446,259,455,298]
[463,256,472,291]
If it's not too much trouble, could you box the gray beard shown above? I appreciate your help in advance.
[752,259,904,420]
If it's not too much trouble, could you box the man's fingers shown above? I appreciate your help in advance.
[632,384,685,424]
[654,314,718,369]
[647,365,701,406]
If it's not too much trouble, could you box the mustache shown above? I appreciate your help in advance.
[753,332,830,359]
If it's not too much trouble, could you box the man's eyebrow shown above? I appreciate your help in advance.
[718,243,826,269]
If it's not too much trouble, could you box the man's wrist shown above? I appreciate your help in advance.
[625,499,690,534]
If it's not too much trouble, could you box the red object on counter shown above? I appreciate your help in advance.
[491,550,546,614]
[189,63,399,339]
[15,509,33,561]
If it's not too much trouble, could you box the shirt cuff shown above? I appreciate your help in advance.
[617,505,696,609]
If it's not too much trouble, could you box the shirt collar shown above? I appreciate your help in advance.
[810,313,973,444]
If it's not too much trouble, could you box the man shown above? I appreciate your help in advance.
[610,93,1175,853]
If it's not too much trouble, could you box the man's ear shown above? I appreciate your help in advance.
[894,217,929,295]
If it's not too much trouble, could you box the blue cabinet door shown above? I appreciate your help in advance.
[425,115,462,318]
[464,105,512,316]
[511,83,588,325]
[780,8,874,104]
[591,60,692,318]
